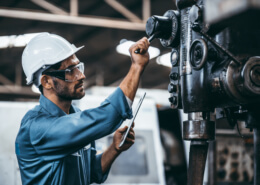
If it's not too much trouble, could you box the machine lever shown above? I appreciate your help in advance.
[119,34,156,55]
[134,34,156,54]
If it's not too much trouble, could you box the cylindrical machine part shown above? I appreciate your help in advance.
[183,119,215,140]
[254,128,260,185]
[208,141,217,185]
[188,112,203,120]
[188,141,209,185]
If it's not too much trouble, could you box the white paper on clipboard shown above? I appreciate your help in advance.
[118,92,146,148]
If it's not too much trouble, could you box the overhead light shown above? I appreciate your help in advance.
[156,52,172,68]
[116,40,160,59]
[0,33,43,49]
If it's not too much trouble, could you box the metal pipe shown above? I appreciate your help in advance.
[188,141,208,185]
[208,141,216,185]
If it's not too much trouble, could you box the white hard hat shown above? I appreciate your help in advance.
[22,32,84,85]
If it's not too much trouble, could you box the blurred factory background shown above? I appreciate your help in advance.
[0,0,175,101]
[0,1,256,185]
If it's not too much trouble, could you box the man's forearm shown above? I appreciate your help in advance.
[119,64,143,101]
[119,37,150,101]
[101,144,121,173]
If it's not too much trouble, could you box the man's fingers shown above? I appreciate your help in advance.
[130,37,149,54]
[125,137,135,143]
[127,129,135,139]
[141,37,149,48]
[118,126,128,133]
[136,43,147,54]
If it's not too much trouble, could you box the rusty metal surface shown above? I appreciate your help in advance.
[187,141,209,185]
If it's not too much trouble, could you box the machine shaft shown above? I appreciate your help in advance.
[188,141,209,185]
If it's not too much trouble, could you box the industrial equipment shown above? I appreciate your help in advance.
[144,0,260,184]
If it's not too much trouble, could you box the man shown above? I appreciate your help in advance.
[15,33,150,185]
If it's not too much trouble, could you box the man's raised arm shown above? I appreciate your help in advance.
[119,37,150,101]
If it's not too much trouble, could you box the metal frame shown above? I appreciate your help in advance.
[0,0,150,31]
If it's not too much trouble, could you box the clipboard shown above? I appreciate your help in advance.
[118,92,146,148]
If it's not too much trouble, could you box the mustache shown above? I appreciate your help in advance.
[75,80,84,88]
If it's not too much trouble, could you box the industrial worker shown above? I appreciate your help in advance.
[15,33,150,185]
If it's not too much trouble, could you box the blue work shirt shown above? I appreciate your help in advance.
[15,87,132,185]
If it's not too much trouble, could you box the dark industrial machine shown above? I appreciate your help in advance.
[144,0,260,184]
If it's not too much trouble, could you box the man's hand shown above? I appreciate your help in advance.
[101,123,135,173]
[129,37,150,72]
[113,123,135,152]
[119,37,150,101]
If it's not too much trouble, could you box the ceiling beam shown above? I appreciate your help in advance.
[0,8,146,31]
[31,0,69,15]
[70,0,78,16]
[142,0,151,22]
[105,0,143,23]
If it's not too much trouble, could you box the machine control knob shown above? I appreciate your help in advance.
[146,15,172,40]
[250,65,260,87]
[190,38,208,70]
[145,10,180,48]
[168,96,177,104]
[170,72,179,81]
[168,83,177,93]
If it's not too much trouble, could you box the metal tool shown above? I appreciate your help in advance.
[119,34,156,55]
[134,34,156,54]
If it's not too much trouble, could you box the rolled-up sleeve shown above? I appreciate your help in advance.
[90,152,109,184]
[29,87,132,160]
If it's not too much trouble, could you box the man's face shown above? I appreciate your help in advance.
[52,54,85,100]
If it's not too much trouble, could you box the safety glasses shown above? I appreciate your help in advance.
[43,62,84,82]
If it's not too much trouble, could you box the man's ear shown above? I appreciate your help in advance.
[40,75,53,90]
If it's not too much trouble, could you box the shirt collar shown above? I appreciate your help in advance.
[39,94,76,117]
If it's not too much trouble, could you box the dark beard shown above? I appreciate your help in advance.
[53,78,84,100]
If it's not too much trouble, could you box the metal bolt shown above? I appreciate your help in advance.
[168,83,177,93]
[168,96,177,104]
[170,72,179,80]
[250,65,260,87]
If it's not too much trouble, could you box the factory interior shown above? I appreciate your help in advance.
[0,0,260,185]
